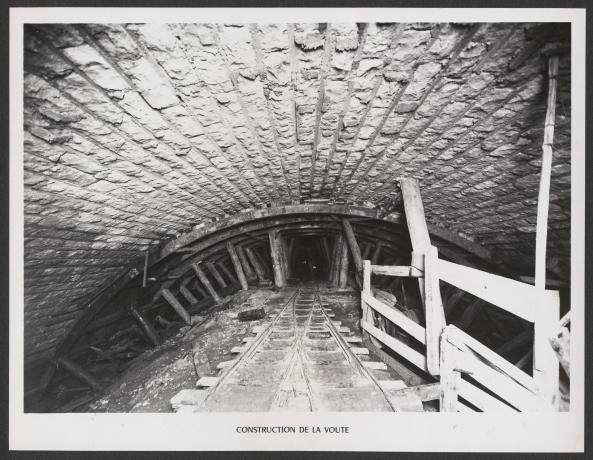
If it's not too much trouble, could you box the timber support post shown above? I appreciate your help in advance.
[227,242,249,290]
[400,177,431,305]
[236,245,256,281]
[129,303,159,347]
[533,56,561,409]
[206,262,227,289]
[338,236,349,289]
[245,247,266,282]
[341,218,363,277]
[161,288,191,324]
[269,229,286,288]
[57,356,103,392]
[179,282,198,304]
[217,261,237,285]
[192,263,222,304]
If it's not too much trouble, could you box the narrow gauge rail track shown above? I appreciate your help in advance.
[194,286,402,412]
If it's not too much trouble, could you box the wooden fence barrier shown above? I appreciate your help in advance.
[360,244,561,412]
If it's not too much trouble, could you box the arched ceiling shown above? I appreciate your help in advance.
[22,22,571,383]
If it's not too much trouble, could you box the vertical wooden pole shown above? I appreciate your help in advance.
[236,245,256,280]
[338,236,349,289]
[400,177,431,305]
[161,288,191,324]
[142,250,149,288]
[425,245,447,375]
[192,263,222,304]
[217,261,237,284]
[57,357,103,391]
[533,56,560,410]
[129,304,159,346]
[206,261,227,288]
[227,242,249,290]
[245,247,265,282]
[439,331,460,412]
[269,230,286,288]
[280,235,291,280]
[535,56,559,289]
[362,260,372,323]
[329,234,342,286]
[533,291,560,409]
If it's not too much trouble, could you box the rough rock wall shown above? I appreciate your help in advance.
[22,23,571,377]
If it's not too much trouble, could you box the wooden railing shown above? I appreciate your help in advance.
[360,244,561,412]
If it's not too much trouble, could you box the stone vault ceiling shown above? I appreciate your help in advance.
[22,23,571,372]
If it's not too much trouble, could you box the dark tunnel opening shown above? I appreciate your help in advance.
[289,236,330,282]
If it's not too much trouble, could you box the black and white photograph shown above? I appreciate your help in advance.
[8,6,587,453]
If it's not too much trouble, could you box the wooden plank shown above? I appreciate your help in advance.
[425,246,446,375]
[227,242,248,290]
[161,288,191,324]
[361,292,426,345]
[378,380,407,390]
[371,265,423,277]
[549,326,570,377]
[206,262,227,288]
[455,349,544,412]
[350,347,369,355]
[533,289,561,408]
[535,55,559,289]
[390,382,441,402]
[444,325,537,393]
[361,320,428,372]
[363,260,371,294]
[345,336,363,344]
[436,258,560,323]
[363,361,388,370]
[216,360,237,370]
[192,263,222,304]
[196,376,220,387]
[458,379,517,413]
[438,338,460,412]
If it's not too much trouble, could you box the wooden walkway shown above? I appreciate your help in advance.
[175,287,424,412]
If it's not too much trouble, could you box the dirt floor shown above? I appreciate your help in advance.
[77,283,415,413]
[85,287,283,412]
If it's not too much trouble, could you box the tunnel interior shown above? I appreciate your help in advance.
[20,21,572,414]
